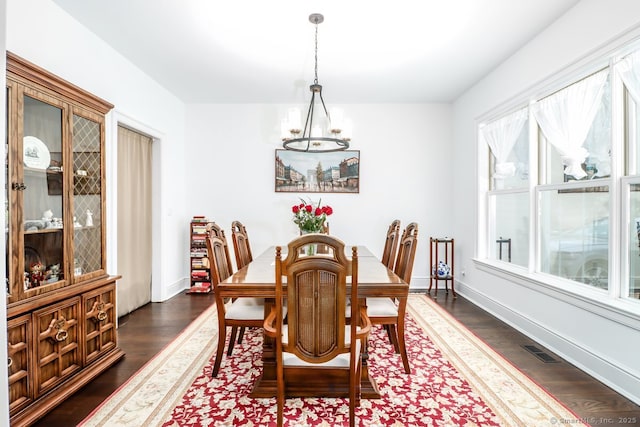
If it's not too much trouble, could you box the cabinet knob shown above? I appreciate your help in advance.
[97,311,107,322]
[11,182,26,191]
[7,357,12,368]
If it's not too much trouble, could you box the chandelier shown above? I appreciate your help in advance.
[281,13,352,152]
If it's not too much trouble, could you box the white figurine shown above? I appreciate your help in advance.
[85,209,93,227]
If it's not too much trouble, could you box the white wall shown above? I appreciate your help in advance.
[186,103,453,286]
[5,0,189,301]
[453,0,640,404]
[1,0,189,421]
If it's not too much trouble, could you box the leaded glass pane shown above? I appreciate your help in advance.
[73,115,102,275]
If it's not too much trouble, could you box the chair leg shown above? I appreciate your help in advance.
[276,374,284,427]
[212,327,226,378]
[227,326,239,356]
[384,324,394,345]
[387,324,400,353]
[349,364,357,427]
[397,317,411,374]
[237,326,246,344]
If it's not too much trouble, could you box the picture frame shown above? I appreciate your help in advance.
[275,149,360,193]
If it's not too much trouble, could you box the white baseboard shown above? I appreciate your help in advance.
[154,277,189,302]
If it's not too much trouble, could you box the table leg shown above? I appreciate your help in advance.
[359,298,380,398]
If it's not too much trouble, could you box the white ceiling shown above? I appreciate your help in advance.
[52,0,580,104]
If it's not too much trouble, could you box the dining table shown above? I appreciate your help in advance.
[217,245,409,399]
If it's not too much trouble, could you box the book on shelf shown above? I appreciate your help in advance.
[191,271,209,279]
[188,282,211,293]
[191,216,210,223]
[191,258,209,269]
[192,226,209,234]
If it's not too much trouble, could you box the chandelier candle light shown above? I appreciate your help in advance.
[281,13,352,152]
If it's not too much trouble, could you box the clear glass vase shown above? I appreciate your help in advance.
[300,229,320,255]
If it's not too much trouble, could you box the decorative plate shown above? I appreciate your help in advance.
[23,136,51,170]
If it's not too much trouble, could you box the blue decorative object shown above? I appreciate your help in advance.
[432,261,451,278]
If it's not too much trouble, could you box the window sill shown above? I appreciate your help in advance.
[473,258,640,329]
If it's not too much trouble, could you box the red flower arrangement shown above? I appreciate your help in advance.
[292,198,333,233]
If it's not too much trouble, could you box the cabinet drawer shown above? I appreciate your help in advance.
[83,283,117,364]
[7,313,33,414]
[33,297,82,397]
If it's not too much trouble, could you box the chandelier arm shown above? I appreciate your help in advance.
[318,90,330,119]
[303,92,316,151]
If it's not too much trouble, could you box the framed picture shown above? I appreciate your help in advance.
[275,149,360,193]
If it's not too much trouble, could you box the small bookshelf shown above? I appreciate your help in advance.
[188,216,213,294]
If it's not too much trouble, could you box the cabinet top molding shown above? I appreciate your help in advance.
[7,51,114,114]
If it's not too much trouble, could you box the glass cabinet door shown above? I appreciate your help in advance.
[21,93,65,292]
[72,111,104,278]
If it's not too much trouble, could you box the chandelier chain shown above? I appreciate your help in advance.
[314,21,319,85]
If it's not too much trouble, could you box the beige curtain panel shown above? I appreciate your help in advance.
[117,125,153,317]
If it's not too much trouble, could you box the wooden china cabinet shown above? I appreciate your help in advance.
[5,52,124,426]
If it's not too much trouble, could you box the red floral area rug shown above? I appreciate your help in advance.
[80,295,586,427]
[165,317,499,426]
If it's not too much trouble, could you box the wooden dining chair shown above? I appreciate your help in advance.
[264,234,371,427]
[231,220,253,270]
[211,221,253,342]
[365,222,418,374]
[206,233,265,377]
[381,219,401,269]
[208,222,233,274]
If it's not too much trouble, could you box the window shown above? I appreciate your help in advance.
[619,49,640,299]
[482,64,623,295]
[483,108,530,267]
[534,70,612,289]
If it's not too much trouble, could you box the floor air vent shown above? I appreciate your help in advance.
[522,345,560,363]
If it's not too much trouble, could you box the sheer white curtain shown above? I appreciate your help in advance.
[481,107,528,180]
[617,50,640,102]
[532,70,609,179]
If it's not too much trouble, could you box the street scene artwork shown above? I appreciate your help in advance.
[275,149,360,193]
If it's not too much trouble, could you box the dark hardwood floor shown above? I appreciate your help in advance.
[33,291,640,426]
